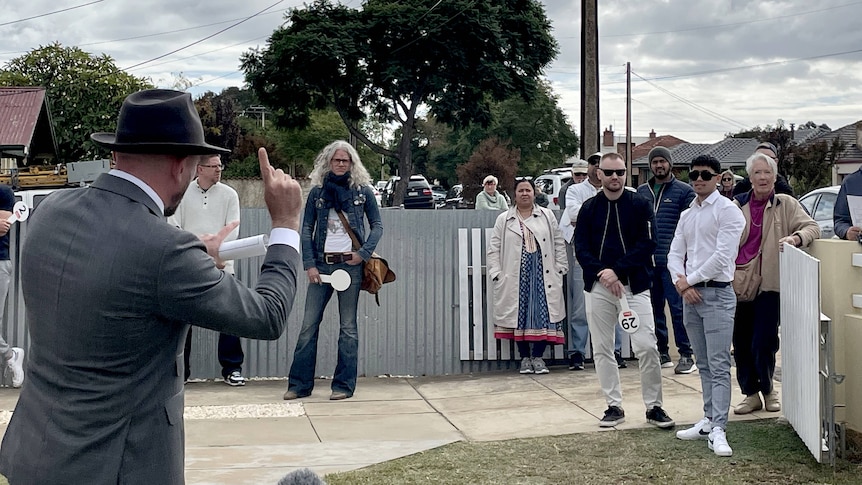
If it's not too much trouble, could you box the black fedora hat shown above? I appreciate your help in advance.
[91,89,229,155]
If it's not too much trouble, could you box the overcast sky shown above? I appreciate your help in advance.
[2,0,861,145]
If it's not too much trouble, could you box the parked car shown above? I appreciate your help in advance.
[381,175,435,209]
[369,184,382,207]
[431,185,447,208]
[798,185,839,239]
[534,168,572,210]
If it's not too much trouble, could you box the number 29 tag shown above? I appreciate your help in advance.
[617,297,640,334]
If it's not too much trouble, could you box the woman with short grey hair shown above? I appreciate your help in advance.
[475,175,509,210]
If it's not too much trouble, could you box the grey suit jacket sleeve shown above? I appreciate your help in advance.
[158,229,300,339]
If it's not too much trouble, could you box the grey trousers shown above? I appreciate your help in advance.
[683,286,736,429]
[588,284,663,410]
[0,260,12,358]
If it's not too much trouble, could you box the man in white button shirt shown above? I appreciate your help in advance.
[668,155,745,457]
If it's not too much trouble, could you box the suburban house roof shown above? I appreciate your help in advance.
[801,121,862,163]
[0,87,58,160]
[632,137,761,169]
[631,134,687,161]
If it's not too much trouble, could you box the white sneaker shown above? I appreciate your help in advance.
[708,427,733,457]
[676,417,711,441]
[7,347,24,388]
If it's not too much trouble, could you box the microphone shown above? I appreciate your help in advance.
[276,468,326,485]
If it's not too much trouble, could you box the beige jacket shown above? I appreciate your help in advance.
[735,193,820,292]
[487,205,568,328]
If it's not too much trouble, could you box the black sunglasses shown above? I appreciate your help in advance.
[599,168,626,177]
[721,177,733,182]
[690,170,718,181]
[514,176,533,182]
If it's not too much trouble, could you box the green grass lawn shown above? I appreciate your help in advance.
[326,419,860,484]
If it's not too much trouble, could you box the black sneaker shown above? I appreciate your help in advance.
[614,351,627,369]
[646,406,676,428]
[224,370,247,386]
[600,405,625,427]
[660,353,673,368]
[568,352,585,371]
[675,356,697,374]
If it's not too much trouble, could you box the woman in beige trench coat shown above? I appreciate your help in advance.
[487,177,568,374]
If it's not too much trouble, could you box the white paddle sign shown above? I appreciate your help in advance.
[6,201,29,224]
[319,269,351,292]
[617,296,640,334]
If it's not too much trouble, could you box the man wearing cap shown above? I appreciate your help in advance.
[0,89,303,484]
[557,159,588,212]
[561,152,628,370]
[732,142,794,197]
[636,147,697,374]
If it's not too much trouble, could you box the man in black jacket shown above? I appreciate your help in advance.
[575,153,674,429]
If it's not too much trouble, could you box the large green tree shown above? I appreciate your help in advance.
[242,0,557,205]
[417,82,578,187]
[0,43,153,163]
[786,137,846,195]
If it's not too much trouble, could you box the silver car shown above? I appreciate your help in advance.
[798,186,839,239]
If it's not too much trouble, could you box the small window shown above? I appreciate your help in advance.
[534,178,554,195]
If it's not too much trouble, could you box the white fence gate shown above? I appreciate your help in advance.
[780,245,841,464]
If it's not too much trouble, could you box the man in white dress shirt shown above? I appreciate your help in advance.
[668,155,745,457]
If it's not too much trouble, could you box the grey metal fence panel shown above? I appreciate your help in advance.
[3,205,538,385]
[188,208,505,380]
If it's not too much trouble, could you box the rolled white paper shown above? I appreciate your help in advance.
[218,234,269,260]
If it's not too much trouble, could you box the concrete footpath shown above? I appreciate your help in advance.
[0,364,779,484]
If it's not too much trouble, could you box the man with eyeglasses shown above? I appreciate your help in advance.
[575,153,674,429]
[668,155,745,457]
[169,154,247,387]
[636,147,696,375]
[560,152,627,370]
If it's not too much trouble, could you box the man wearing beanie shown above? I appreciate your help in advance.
[637,146,697,374]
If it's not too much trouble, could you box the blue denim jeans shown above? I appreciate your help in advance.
[288,262,363,397]
[651,266,692,357]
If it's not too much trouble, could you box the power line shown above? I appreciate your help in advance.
[127,36,268,72]
[0,9,288,57]
[556,1,862,39]
[620,48,862,83]
[0,0,105,28]
[631,70,748,129]
[392,1,477,54]
[123,0,284,71]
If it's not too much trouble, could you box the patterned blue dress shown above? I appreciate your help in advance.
[494,220,565,344]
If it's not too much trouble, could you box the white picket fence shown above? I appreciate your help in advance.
[457,228,566,361]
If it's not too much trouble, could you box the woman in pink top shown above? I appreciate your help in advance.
[731,152,819,416]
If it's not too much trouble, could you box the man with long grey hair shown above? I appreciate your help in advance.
[284,140,382,401]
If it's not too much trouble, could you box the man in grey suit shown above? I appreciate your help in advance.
[0,89,303,485]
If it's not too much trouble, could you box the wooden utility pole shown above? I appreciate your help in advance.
[625,62,632,186]
[581,0,600,159]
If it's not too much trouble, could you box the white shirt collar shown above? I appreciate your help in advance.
[693,189,722,208]
[108,169,165,215]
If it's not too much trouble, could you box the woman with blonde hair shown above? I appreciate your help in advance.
[284,140,382,401]
[719,170,735,199]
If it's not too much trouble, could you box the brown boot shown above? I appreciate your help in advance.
[733,394,763,414]
[763,390,781,412]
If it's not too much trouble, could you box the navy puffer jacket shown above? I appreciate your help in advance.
[636,176,695,267]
